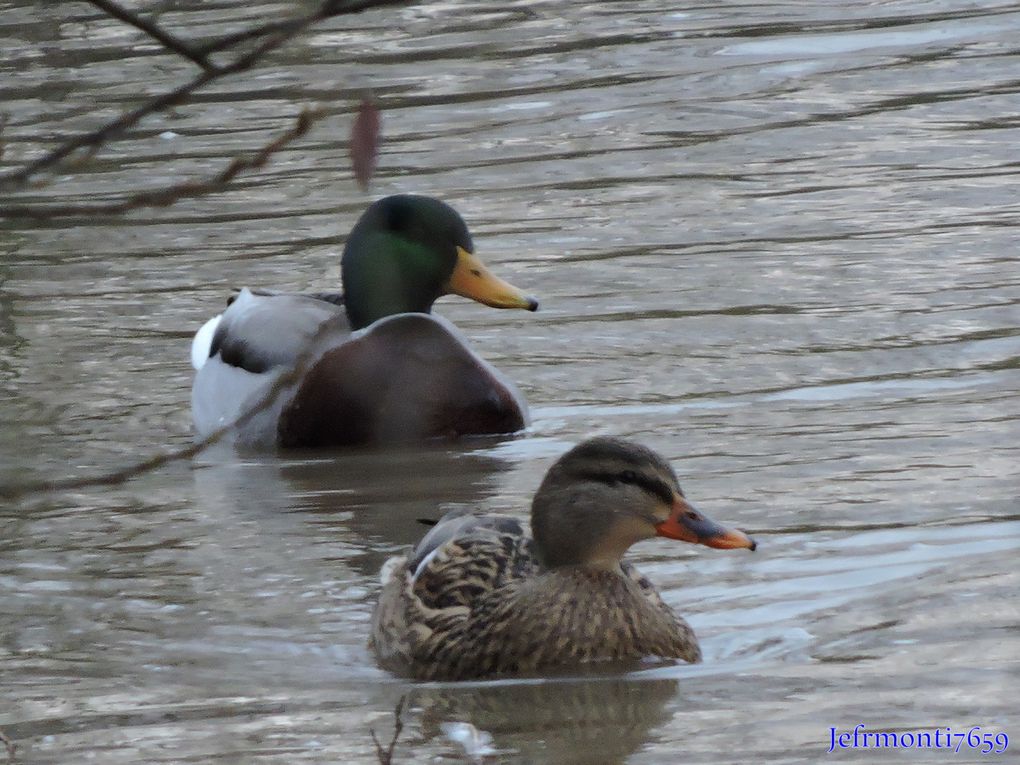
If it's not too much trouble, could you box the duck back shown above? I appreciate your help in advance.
[371,517,699,680]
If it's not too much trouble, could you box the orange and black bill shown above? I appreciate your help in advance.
[655,495,756,551]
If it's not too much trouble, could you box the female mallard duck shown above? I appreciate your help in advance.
[370,436,756,680]
[190,195,538,448]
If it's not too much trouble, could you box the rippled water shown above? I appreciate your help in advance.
[2,1,1018,763]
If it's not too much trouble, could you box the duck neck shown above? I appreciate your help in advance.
[341,235,449,330]
[533,496,655,570]
[539,565,641,599]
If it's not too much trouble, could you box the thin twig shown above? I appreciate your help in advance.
[0,52,228,191]
[193,0,410,58]
[0,729,14,764]
[87,0,216,71]
[0,0,408,192]
[370,696,406,765]
[0,109,320,220]
[193,18,300,58]
[0,311,341,502]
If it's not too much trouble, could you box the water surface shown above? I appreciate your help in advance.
[1,1,1018,763]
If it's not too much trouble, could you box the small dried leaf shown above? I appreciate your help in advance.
[350,95,381,191]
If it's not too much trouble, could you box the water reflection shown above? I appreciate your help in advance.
[413,675,679,764]
[3,0,1020,762]
[193,440,517,574]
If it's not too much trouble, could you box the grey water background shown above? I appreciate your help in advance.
[1,1,1018,762]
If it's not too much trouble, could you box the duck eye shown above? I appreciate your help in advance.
[619,470,639,484]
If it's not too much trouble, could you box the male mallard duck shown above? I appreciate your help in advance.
[190,195,538,448]
[370,436,756,680]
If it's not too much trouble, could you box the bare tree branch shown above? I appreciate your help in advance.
[0,729,14,764]
[194,0,416,59]
[0,0,414,501]
[193,18,299,58]
[0,312,341,502]
[0,0,408,192]
[370,696,406,765]
[0,109,320,220]
[87,0,216,71]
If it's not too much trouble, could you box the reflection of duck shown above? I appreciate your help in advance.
[190,195,538,448]
[191,440,514,577]
[412,675,680,765]
[371,437,756,680]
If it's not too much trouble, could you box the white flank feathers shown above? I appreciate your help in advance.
[190,313,222,370]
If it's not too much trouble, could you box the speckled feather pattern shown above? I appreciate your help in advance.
[370,524,700,681]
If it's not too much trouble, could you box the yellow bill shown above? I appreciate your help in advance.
[445,246,539,311]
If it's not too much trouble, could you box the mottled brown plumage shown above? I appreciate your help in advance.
[370,437,757,680]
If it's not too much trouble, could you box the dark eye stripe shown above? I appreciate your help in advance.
[622,472,675,504]
[580,470,674,505]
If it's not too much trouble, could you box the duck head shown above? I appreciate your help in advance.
[531,437,756,569]
[341,194,539,330]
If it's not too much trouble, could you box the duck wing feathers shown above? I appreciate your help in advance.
[206,289,349,373]
[370,510,538,674]
[370,510,699,680]
[192,292,527,447]
[190,289,350,446]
